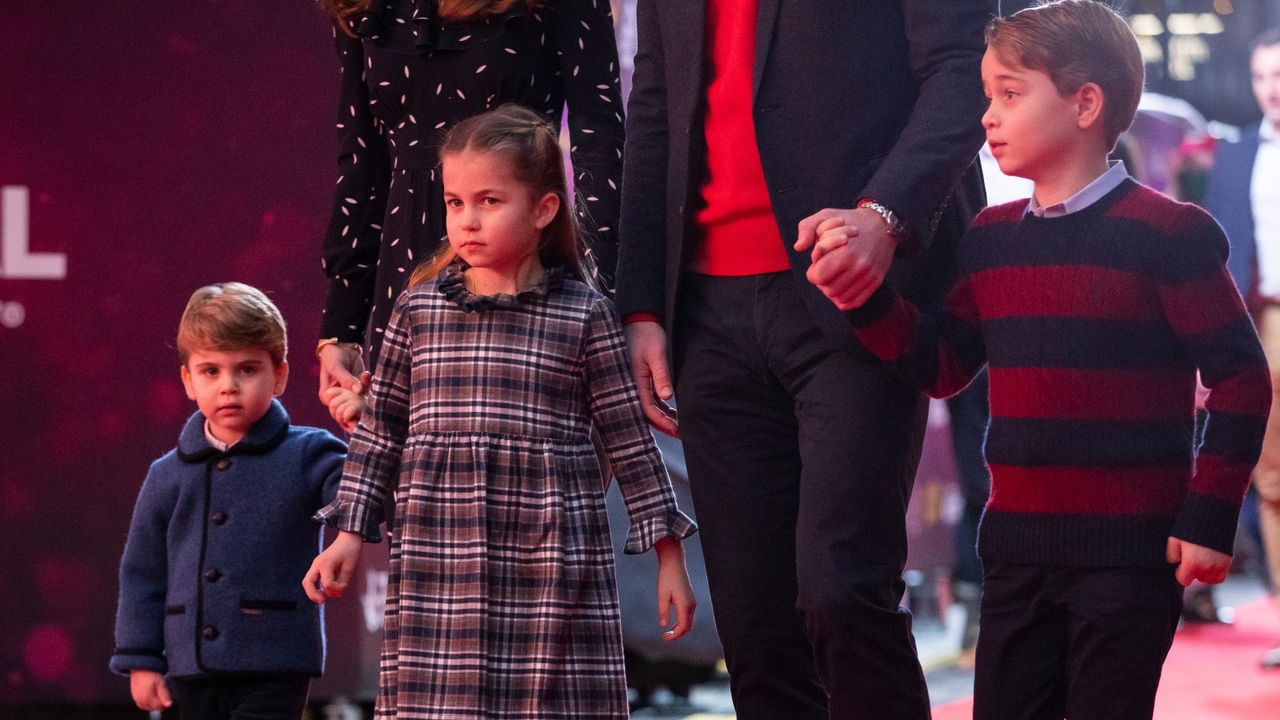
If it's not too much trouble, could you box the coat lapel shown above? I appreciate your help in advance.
[753,0,781,102]
[675,0,707,109]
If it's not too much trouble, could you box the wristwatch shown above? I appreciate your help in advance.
[856,199,909,242]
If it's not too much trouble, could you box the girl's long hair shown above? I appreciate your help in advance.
[408,104,598,290]
[321,1,535,26]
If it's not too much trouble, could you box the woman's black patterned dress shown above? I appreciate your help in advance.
[319,0,624,362]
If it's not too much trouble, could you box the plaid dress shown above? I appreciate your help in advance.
[316,264,696,718]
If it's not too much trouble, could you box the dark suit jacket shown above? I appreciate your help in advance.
[617,0,991,348]
[1204,125,1260,303]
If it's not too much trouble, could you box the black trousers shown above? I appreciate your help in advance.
[169,673,311,720]
[674,272,931,720]
[973,562,1183,720]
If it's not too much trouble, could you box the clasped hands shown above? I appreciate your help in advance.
[793,205,899,311]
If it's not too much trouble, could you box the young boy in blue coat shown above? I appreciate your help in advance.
[110,282,345,719]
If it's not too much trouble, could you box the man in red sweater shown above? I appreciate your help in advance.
[617,1,990,717]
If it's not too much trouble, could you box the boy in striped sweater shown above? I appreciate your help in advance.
[797,2,1271,718]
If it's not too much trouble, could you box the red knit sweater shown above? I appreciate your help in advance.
[690,0,790,276]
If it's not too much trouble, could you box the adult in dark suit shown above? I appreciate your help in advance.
[1204,28,1280,669]
[616,1,990,717]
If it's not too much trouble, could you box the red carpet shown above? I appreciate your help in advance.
[934,598,1280,720]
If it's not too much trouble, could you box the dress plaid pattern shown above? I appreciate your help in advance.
[316,264,695,718]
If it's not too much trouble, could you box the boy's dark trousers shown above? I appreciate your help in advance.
[168,673,310,720]
[673,272,931,720]
[973,561,1184,720]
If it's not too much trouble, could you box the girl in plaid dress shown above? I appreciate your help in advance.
[304,105,698,718]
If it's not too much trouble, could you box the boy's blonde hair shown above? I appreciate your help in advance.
[986,0,1144,151]
[177,283,287,367]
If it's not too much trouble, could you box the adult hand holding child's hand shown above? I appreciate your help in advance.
[795,206,896,311]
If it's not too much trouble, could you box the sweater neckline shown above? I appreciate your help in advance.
[1022,178,1136,226]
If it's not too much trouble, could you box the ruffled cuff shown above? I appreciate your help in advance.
[314,497,383,543]
[109,649,166,676]
[623,510,698,555]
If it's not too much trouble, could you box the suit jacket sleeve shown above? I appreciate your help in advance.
[860,0,991,246]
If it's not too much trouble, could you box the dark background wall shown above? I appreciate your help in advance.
[0,1,360,702]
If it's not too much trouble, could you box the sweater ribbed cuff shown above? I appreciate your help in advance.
[1169,492,1241,556]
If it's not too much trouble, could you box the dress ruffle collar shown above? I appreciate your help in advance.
[438,262,565,312]
[351,0,532,56]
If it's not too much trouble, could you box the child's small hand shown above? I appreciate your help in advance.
[654,537,696,641]
[324,371,371,434]
[129,669,172,711]
[1166,537,1232,586]
[806,216,854,265]
[303,530,364,603]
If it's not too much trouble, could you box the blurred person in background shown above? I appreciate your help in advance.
[1204,27,1280,669]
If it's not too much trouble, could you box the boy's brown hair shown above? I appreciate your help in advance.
[986,0,1144,150]
[177,283,288,367]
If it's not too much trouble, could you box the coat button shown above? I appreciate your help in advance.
[215,458,231,471]
[202,626,219,641]
[210,511,227,525]
[204,568,222,583]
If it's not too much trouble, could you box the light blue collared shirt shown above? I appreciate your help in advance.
[1026,161,1130,218]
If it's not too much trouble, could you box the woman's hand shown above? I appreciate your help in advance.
[654,537,696,641]
[319,342,365,403]
[303,530,365,603]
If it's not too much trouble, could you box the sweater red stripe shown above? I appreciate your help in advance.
[973,265,1160,322]
[987,464,1188,515]
[1159,267,1253,337]
[987,367,1193,420]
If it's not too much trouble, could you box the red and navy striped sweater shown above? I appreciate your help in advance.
[851,179,1270,567]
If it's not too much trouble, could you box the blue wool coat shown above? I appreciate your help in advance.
[110,400,345,678]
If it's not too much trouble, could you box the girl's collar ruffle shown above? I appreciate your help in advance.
[438,263,565,312]
[351,0,532,56]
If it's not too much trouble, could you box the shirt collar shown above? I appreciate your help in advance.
[203,420,233,452]
[1026,160,1130,218]
[1262,119,1278,143]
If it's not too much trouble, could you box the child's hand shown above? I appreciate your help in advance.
[654,537,696,641]
[303,530,364,603]
[324,371,370,434]
[804,215,854,265]
[1166,537,1232,586]
[129,669,172,711]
